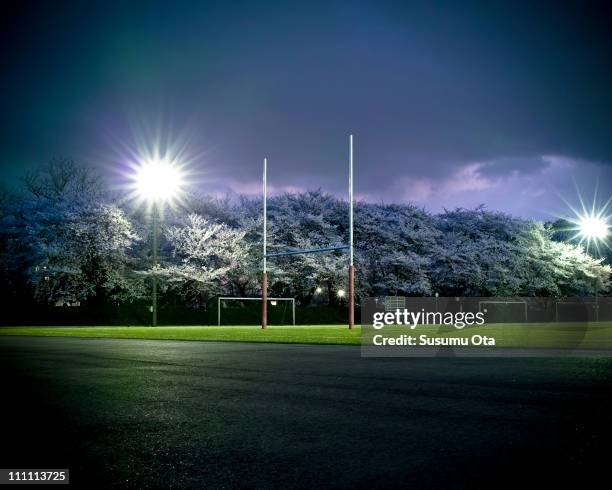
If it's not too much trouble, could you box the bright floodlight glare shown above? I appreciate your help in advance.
[579,215,609,241]
[315,287,323,294]
[337,289,346,298]
[134,158,184,202]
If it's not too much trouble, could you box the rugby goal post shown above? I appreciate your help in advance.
[261,135,355,329]
[218,297,295,326]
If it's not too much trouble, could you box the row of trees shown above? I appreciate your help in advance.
[1,160,610,311]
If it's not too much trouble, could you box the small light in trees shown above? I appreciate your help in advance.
[270,300,277,306]
[337,289,346,298]
[315,287,323,294]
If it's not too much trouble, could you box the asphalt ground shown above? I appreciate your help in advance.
[1,337,611,489]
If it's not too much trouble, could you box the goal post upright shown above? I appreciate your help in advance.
[262,157,268,329]
[348,134,355,330]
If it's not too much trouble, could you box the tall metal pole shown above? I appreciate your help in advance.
[348,135,355,330]
[152,202,158,327]
[262,158,268,329]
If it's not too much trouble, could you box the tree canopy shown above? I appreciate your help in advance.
[1,161,610,310]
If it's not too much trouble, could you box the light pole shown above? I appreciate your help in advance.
[132,158,185,326]
[151,202,158,326]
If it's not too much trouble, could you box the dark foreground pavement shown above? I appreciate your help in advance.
[1,337,611,489]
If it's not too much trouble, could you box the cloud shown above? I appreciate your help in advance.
[389,162,497,205]
[362,155,610,220]
[476,156,550,178]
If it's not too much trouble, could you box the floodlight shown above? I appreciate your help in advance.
[134,158,184,202]
[337,289,346,298]
[315,287,323,294]
[579,215,608,241]
[559,188,611,253]
[270,300,277,306]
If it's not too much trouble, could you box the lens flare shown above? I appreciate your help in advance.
[578,214,609,241]
[133,158,185,202]
[556,184,611,255]
[107,121,207,210]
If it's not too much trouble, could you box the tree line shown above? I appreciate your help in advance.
[1,160,610,313]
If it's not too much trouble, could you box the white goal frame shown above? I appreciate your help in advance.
[478,300,528,322]
[217,297,295,326]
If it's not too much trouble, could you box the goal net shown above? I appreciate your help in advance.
[384,296,406,312]
[217,297,295,326]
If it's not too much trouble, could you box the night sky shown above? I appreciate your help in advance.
[1,0,611,219]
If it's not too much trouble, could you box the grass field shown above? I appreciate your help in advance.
[0,325,362,345]
[1,323,612,348]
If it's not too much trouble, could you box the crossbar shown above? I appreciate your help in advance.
[265,244,349,258]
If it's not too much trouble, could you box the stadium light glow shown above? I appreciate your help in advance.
[315,287,323,294]
[337,289,346,298]
[557,185,611,255]
[578,214,608,241]
[134,158,185,203]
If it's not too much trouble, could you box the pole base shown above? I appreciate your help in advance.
[262,272,268,329]
[348,265,355,330]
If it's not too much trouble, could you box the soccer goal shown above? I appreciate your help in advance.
[384,296,406,312]
[478,300,528,323]
[217,297,295,326]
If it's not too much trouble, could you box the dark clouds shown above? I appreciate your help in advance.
[477,157,551,178]
[1,0,611,218]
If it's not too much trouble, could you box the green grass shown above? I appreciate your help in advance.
[0,325,362,345]
[1,323,612,348]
